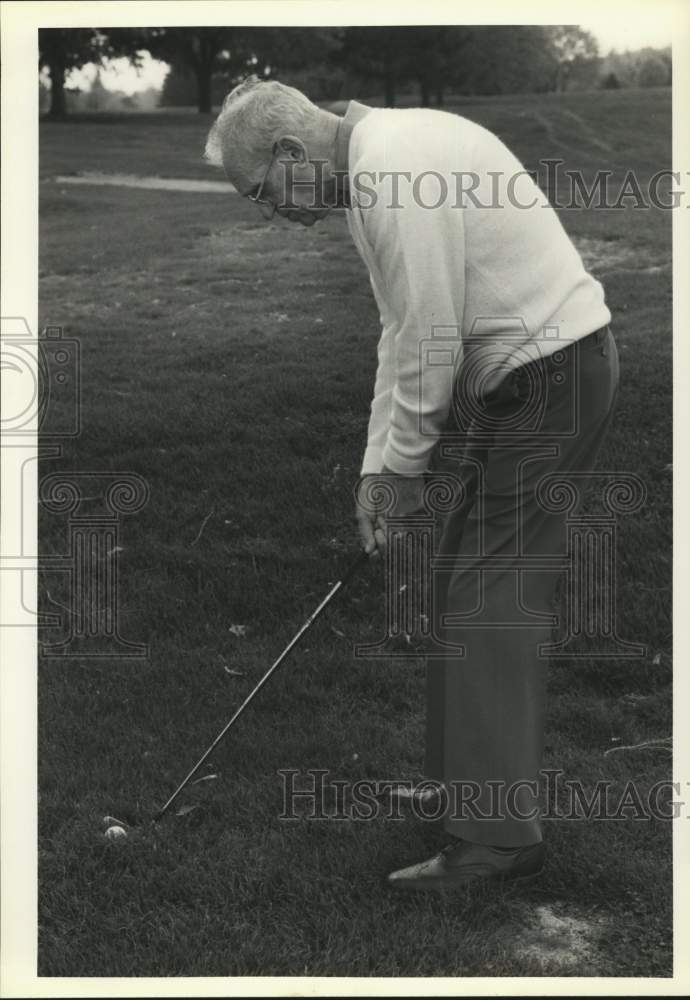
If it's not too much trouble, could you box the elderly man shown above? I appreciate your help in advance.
[205,77,618,891]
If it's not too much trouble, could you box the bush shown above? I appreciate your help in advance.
[601,72,621,89]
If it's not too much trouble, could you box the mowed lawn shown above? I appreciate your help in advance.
[37,88,672,977]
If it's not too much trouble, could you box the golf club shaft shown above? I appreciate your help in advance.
[154,549,368,820]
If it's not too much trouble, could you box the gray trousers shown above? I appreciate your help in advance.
[425,326,620,847]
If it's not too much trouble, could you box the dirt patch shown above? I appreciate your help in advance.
[572,236,669,277]
[52,172,236,194]
[513,901,609,972]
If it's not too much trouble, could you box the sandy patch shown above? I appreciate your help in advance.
[513,901,609,971]
[53,172,236,194]
[572,236,669,277]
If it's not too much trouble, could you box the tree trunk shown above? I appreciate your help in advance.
[384,72,396,107]
[48,61,66,117]
[556,62,568,92]
[383,44,395,107]
[419,77,431,107]
[195,66,213,113]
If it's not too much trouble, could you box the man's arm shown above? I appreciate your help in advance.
[360,285,396,476]
[361,159,466,476]
[355,153,466,554]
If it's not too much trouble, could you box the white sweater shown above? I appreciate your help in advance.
[343,103,611,476]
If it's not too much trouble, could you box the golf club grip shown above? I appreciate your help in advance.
[154,551,368,820]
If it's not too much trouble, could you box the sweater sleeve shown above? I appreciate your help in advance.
[360,283,396,475]
[360,165,466,476]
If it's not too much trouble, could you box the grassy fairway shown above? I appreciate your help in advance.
[38,89,672,977]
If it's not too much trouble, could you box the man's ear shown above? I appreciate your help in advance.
[276,135,308,162]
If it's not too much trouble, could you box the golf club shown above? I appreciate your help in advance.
[153,548,369,821]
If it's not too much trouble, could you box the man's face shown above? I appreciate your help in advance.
[233,140,333,227]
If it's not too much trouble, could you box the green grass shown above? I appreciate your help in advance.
[38,88,672,977]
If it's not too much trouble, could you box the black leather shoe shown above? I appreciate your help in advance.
[387,838,546,892]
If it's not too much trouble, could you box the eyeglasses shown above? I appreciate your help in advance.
[247,142,280,218]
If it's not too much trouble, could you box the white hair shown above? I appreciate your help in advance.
[204,75,320,181]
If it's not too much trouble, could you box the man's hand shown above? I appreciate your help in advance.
[356,464,426,558]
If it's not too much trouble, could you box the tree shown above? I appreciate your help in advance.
[39,74,51,114]
[86,68,109,111]
[546,26,599,92]
[601,71,621,89]
[38,29,102,117]
[144,28,252,113]
[637,55,670,87]
[451,27,559,96]
[223,28,344,102]
[158,65,199,107]
[336,27,416,106]
[240,27,342,77]
[402,27,473,107]
[39,28,146,117]
[598,45,671,89]
[159,64,238,109]
[336,25,563,106]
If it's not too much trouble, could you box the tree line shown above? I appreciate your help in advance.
[39,26,669,118]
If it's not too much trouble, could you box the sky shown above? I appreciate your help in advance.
[64,21,674,95]
[580,17,674,54]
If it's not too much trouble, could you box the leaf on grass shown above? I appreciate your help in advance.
[191,773,218,785]
[176,804,199,817]
[190,509,214,547]
[223,664,245,676]
[652,652,662,666]
[378,785,413,801]
[330,625,346,639]
[392,788,414,801]
[102,815,127,827]
[228,624,247,637]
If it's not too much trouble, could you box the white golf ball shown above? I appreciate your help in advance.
[104,824,127,841]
